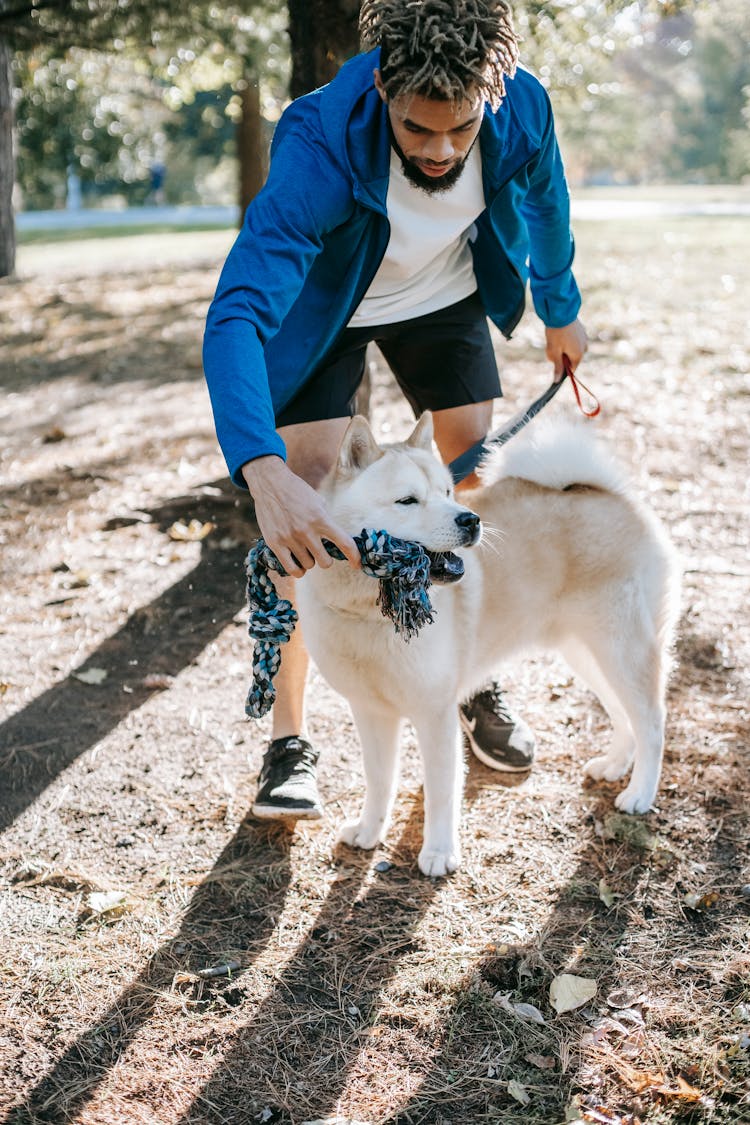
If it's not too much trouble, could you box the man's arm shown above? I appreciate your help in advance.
[519,84,587,375]
[517,82,584,337]
[202,124,353,483]
[202,122,361,572]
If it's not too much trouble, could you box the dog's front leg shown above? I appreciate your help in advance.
[413,709,463,877]
[338,703,402,851]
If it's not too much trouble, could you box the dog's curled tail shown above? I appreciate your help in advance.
[478,416,628,494]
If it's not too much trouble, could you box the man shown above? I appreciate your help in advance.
[203,0,588,819]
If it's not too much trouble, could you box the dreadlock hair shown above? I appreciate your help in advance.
[359,0,519,111]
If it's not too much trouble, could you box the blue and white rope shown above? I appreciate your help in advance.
[245,529,434,719]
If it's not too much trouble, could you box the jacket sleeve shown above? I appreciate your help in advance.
[519,90,581,328]
[203,125,353,486]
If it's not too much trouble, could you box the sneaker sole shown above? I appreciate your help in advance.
[251,802,323,820]
[460,719,534,773]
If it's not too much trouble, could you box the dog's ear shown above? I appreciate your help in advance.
[336,415,383,472]
[406,411,434,451]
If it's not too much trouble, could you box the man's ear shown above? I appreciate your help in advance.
[337,415,384,471]
[406,411,434,452]
[373,68,388,103]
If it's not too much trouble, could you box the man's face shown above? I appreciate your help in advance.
[374,69,484,194]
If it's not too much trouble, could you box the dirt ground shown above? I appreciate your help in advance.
[1,213,749,1125]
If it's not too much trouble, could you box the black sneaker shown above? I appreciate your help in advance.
[459,684,536,772]
[251,736,323,819]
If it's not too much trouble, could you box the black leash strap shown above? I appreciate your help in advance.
[447,356,599,485]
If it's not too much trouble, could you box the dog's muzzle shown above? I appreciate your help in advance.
[425,512,481,584]
[425,550,465,584]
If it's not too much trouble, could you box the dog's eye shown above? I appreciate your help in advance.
[396,496,419,506]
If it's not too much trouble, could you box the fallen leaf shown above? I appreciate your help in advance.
[611,1007,645,1027]
[74,667,108,685]
[620,1067,666,1093]
[167,519,215,541]
[668,1075,703,1102]
[507,1079,530,1106]
[87,890,127,916]
[598,878,618,908]
[512,1001,546,1024]
[43,425,67,443]
[550,973,598,1014]
[617,1063,703,1101]
[525,1052,556,1069]
[591,1016,631,1038]
[606,988,645,1009]
[141,673,175,690]
[492,992,545,1022]
[683,890,719,910]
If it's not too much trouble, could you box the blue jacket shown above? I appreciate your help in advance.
[203,49,581,485]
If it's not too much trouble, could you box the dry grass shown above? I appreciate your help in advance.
[1,208,749,1125]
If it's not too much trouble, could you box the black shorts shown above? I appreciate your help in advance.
[275,291,502,428]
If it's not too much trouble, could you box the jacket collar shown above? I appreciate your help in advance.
[318,50,539,211]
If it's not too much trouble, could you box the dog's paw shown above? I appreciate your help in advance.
[584,753,631,782]
[418,846,461,878]
[338,819,383,851]
[614,785,654,815]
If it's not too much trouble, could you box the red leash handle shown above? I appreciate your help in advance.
[563,354,601,417]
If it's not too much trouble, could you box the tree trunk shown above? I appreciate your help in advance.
[0,35,15,279]
[237,79,266,218]
[288,0,361,99]
[287,0,370,414]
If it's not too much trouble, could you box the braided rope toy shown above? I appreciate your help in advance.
[245,529,435,719]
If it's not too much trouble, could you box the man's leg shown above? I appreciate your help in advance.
[430,399,492,493]
[431,400,537,773]
[251,417,352,820]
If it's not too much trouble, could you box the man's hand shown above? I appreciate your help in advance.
[242,456,360,579]
[545,318,588,380]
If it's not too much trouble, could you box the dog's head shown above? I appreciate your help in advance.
[326,414,482,575]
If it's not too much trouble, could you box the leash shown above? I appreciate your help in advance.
[448,355,600,484]
[245,530,435,719]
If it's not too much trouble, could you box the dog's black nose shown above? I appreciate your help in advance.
[454,510,481,544]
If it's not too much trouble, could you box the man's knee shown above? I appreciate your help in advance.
[431,400,493,465]
[279,417,352,489]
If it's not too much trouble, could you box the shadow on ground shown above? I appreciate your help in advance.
[0,481,252,833]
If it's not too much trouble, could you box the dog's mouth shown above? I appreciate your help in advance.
[425,549,465,584]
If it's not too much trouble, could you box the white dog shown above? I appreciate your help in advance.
[296,412,680,877]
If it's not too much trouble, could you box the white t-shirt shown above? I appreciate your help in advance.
[348,142,486,327]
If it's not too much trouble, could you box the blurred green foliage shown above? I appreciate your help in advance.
[4,0,749,210]
[8,3,288,208]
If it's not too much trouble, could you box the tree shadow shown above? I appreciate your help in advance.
[380,625,750,1123]
[4,544,746,1124]
[0,478,252,833]
[4,814,296,1125]
[174,800,449,1125]
[2,280,210,394]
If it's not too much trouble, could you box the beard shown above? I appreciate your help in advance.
[387,120,477,195]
